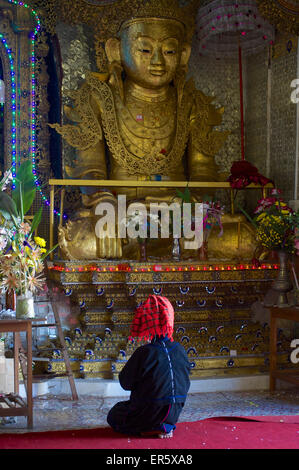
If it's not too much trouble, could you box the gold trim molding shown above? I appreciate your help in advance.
[257,0,299,35]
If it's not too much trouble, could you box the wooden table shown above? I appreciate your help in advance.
[270,306,299,391]
[0,319,33,428]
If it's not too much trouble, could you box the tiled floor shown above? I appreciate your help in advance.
[1,389,299,433]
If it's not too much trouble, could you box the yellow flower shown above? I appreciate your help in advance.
[256,212,267,222]
[275,201,286,207]
[40,248,47,254]
[34,236,46,248]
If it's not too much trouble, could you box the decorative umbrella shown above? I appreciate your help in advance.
[197,0,275,172]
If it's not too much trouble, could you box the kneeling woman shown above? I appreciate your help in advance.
[107,295,191,438]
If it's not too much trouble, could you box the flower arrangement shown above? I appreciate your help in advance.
[0,232,47,296]
[120,207,160,244]
[175,186,224,241]
[0,161,56,310]
[120,208,161,261]
[202,199,224,242]
[242,188,299,255]
[228,160,273,189]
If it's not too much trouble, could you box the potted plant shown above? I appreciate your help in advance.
[174,186,224,261]
[240,188,299,306]
[0,161,57,317]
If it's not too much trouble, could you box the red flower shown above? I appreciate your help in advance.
[228,160,273,189]
[230,160,259,177]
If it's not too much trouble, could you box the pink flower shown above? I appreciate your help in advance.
[19,222,31,235]
[27,273,46,293]
[0,237,7,250]
[270,188,282,196]
[2,272,19,292]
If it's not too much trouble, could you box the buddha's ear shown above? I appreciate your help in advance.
[105,37,121,64]
[180,43,191,67]
[105,37,124,101]
[175,43,191,107]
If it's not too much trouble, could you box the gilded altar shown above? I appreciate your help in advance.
[45,259,295,379]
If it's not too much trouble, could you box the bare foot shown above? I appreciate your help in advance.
[158,430,173,439]
[141,429,174,438]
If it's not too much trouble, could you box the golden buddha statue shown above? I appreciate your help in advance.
[51,0,256,261]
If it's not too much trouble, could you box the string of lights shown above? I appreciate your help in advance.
[48,263,279,273]
[0,30,16,188]
[5,1,61,216]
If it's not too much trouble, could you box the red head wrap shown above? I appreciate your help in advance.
[129,295,174,342]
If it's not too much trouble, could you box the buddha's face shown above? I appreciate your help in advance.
[119,19,189,89]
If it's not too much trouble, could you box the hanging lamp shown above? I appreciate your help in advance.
[197,0,275,189]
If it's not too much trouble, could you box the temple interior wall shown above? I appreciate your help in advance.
[245,35,298,207]
[268,41,297,203]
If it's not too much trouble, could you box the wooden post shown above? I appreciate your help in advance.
[50,185,54,260]
[13,332,20,395]
[239,43,245,161]
[59,188,65,228]
[26,324,33,429]
[269,311,277,392]
[237,221,241,249]
[230,189,235,215]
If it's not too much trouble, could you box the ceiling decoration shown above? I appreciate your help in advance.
[23,0,121,34]
[82,0,118,4]
[20,1,299,39]
[197,0,275,58]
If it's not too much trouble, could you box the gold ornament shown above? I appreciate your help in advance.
[257,0,299,36]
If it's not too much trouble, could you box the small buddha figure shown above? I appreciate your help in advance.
[51,0,255,261]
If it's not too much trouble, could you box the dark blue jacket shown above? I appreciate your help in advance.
[119,336,191,405]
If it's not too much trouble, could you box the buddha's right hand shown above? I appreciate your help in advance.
[93,192,123,259]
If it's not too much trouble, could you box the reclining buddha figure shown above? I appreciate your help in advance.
[51,0,255,260]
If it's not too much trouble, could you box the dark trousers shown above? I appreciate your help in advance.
[107,399,184,435]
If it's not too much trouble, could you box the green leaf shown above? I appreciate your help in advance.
[12,161,36,216]
[0,191,19,222]
[202,194,214,203]
[40,243,58,262]
[16,180,24,222]
[175,188,185,199]
[237,204,258,228]
[29,207,43,236]
[175,184,191,203]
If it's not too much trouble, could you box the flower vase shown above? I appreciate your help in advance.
[272,250,293,307]
[172,237,181,261]
[5,290,16,311]
[139,240,147,262]
[0,338,4,359]
[199,241,208,261]
[16,292,35,318]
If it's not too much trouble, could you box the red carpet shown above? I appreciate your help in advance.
[0,416,298,450]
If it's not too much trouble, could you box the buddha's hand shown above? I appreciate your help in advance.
[92,192,123,259]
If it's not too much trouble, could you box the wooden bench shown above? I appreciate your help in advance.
[270,306,299,391]
[0,319,32,428]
